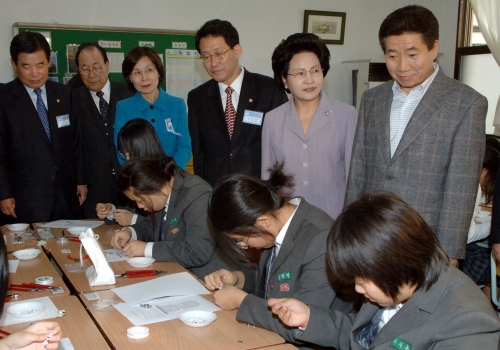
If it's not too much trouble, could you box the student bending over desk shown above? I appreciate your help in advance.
[204,163,352,349]
[111,156,237,279]
[0,229,62,349]
[268,192,500,350]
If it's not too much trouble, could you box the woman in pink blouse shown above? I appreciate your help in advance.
[262,33,357,219]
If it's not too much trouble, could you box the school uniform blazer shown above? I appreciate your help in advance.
[72,80,133,218]
[0,78,84,223]
[345,69,487,259]
[237,199,347,348]
[187,70,288,187]
[262,93,357,219]
[114,88,192,169]
[131,171,233,279]
[296,264,500,350]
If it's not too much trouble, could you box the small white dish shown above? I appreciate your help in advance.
[12,248,42,260]
[179,310,217,327]
[35,276,53,285]
[127,326,149,339]
[126,257,155,268]
[67,227,88,236]
[5,224,29,232]
[7,302,46,318]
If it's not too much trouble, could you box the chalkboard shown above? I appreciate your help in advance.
[13,22,200,94]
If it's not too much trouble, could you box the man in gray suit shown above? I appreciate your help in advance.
[345,5,487,265]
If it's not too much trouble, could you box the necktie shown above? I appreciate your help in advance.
[225,87,236,138]
[264,245,278,299]
[96,91,109,120]
[33,88,51,141]
[357,308,384,349]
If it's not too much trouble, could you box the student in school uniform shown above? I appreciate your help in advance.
[268,192,500,350]
[110,156,240,279]
[204,163,352,349]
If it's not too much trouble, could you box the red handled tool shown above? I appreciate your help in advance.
[115,270,166,278]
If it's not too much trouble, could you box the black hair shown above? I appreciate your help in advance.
[482,146,500,204]
[195,19,239,53]
[10,32,50,64]
[75,42,109,67]
[272,33,330,93]
[378,5,439,53]
[118,119,167,159]
[328,191,448,301]
[122,47,165,92]
[208,163,294,262]
[0,232,9,316]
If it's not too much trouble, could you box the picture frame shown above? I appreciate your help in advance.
[303,10,346,45]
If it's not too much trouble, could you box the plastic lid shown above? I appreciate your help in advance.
[35,276,53,285]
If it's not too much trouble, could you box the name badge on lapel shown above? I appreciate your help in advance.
[277,271,292,282]
[165,118,182,136]
[169,217,179,225]
[391,337,412,350]
[242,110,263,126]
[56,115,70,128]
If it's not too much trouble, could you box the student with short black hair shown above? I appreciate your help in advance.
[269,192,500,350]
[204,163,351,349]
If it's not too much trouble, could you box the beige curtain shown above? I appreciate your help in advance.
[470,0,500,134]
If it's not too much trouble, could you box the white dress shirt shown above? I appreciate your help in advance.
[24,84,48,110]
[218,67,244,112]
[89,79,111,110]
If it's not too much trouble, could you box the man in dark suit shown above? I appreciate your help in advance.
[72,43,133,218]
[490,162,500,261]
[345,5,487,265]
[0,32,86,225]
[188,19,287,186]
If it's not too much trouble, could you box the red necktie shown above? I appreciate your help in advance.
[225,87,236,138]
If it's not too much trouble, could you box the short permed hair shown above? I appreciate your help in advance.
[122,47,165,92]
[75,42,109,67]
[327,192,448,301]
[378,5,439,53]
[195,19,239,53]
[271,33,330,93]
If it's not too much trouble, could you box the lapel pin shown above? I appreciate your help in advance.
[171,228,179,234]
[326,110,333,116]
[279,283,290,292]
[249,98,253,103]
[57,99,60,103]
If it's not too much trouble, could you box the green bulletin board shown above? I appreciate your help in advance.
[13,22,198,92]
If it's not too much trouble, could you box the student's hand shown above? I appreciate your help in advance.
[111,229,132,250]
[113,209,134,226]
[204,269,239,290]
[0,321,62,350]
[95,203,112,218]
[213,285,247,310]
[76,185,87,205]
[449,257,458,267]
[122,240,147,257]
[0,198,17,218]
[268,298,310,328]
[493,244,500,262]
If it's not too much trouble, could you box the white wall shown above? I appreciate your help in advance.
[0,0,459,104]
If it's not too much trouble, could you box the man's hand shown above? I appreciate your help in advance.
[76,186,87,205]
[0,198,17,218]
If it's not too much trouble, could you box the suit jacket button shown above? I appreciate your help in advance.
[229,153,234,158]
[270,284,273,290]
[386,175,392,180]
[150,105,154,109]
[151,118,155,122]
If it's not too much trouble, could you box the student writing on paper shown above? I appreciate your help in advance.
[0,230,62,349]
[110,156,242,279]
[268,192,500,350]
[204,163,352,349]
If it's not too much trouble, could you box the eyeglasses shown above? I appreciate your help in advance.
[287,66,323,79]
[130,67,157,78]
[79,65,104,76]
[200,48,232,62]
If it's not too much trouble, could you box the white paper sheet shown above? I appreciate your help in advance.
[111,272,209,305]
[57,338,74,350]
[0,296,59,326]
[113,294,221,326]
[40,220,104,229]
[8,259,19,273]
[104,249,129,262]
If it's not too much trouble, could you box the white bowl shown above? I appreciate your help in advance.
[179,310,217,327]
[12,248,42,260]
[7,302,46,318]
[126,257,155,268]
[5,223,29,232]
[67,226,88,236]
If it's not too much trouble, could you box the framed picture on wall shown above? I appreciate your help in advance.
[303,10,346,45]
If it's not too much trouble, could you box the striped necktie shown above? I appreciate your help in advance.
[96,91,109,120]
[33,88,51,141]
[264,245,278,299]
[225,87,236,138]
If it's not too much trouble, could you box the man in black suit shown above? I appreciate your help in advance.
[0,32,86,224]
[72,43,133,218]
[188,19,287,186]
